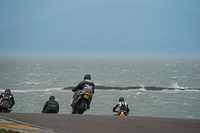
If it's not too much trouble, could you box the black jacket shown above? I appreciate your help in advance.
[0,93,15,106]
[42,99,59,113]
[72,79,95,94]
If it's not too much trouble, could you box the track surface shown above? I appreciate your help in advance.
[0,113,200,133]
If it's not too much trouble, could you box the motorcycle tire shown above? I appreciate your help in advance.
[1,109,8,113]
[77,100,87,114]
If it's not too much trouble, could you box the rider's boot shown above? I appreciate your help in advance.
[87,99,92,109]
[71,93,77,108]
[71,109,77,114]
[71,99,76,108]
[71,99,77,114]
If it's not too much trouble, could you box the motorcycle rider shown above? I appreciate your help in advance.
[0,89,15,112]
[42,96,59,113]
[71,74,95,110]
[113,97,130,115]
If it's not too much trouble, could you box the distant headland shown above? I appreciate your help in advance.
[62,86,200,91]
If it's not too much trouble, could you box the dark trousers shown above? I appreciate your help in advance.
[43,107,58,113]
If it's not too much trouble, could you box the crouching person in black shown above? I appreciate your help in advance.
[42,96,59,113]
[0,89,15,112]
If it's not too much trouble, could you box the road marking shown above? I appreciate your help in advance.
[0,118,55,132]
[0,125,40,129]
[0,120,14,123]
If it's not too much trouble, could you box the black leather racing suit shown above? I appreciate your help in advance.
[113,101,130,114]
[72,79,95,108]
[42,99,59,113]
[0,93,15,107]
[72,79,95,94]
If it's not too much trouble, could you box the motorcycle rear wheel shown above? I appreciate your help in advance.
[77,100,87,114]
[1,109,8,113]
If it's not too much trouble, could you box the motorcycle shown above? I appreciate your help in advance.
[72,89,93,114]
[114,110,128,116]
[0,101,12,113]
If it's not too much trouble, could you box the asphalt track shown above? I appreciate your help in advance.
[0,113,200,133]
[0,117,55,133]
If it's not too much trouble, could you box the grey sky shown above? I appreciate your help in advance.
[0,0,200,56]
[1,0,199,27]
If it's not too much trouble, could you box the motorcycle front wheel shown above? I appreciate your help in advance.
[1,109,8,113]
[77,100,87,114]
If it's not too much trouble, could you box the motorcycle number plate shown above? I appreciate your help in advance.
[84,94,89,99]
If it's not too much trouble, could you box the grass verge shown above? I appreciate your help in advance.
[0,129,21,133]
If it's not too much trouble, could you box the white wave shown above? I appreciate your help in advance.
[151,95,158,98]
[186,115,194,118]
[183,103,189,105]
[44,88,62,91]
[94,82,101,86]
[27,73,37,76]
[0,89,7,92]
[8,88,62,93]
[184,89,200,92]
[165,64,172,66]
[136,92,146,95]
[138,88,146,91]
[109,81,116,83]
[170,83,186,89]
[187,97,196,99]
[137,85,146,91]
[16,81,41,86]
[164,102,175,104]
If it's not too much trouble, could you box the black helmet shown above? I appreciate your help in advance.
[49,96,55,100]
[119,97,124,102]
[84,74,91,80]
[5,89,11,94]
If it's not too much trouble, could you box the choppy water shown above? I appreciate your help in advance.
[0,56,200,119]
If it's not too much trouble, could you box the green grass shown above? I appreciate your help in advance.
[0,129,21,133]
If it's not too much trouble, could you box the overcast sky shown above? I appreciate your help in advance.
[0,0,200,57]
[1,0,200,27]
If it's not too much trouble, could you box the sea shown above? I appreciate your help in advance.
[0,56,199,119]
